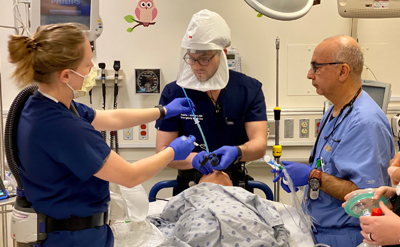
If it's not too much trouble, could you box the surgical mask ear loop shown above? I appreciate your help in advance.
[182,87,210,154]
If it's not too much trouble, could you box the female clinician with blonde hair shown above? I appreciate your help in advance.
[8,23,196,247]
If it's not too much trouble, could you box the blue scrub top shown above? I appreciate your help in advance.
[155,70,267,153]
[305,91,394,228]
[17,91,113,246]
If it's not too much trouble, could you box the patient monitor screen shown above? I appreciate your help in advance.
[40,0,91,30]
[362,86,385,109]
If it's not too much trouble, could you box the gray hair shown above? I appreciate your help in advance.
[324,35,364,82]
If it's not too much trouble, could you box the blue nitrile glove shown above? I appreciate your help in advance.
[164,98,195,119]
[211,146,238,171]
[271,161,312,193]
[168,135,196,161]
[192,151,214,175]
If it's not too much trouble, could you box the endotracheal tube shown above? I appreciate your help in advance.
[182,88,210,154]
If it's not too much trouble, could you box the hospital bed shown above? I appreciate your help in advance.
[146,180,314,246]
[147,190,315,247]
[149,179,274,201]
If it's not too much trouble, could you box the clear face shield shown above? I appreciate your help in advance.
[176,9,231,92]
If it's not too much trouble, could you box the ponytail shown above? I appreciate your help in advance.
[8,23,86,88]
[8,36,37,88]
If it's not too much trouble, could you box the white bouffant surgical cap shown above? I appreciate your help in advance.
[176,9,231,92]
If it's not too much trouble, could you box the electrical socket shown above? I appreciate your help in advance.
[299,118,309,138]
[284,118,294,138]
[123,127,133,140]
[139,124,148,140]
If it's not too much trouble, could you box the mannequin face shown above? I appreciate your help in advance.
[199,171,233,186]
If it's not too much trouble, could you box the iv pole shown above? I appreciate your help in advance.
[273,37,282,202]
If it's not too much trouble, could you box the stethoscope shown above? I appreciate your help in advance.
[309,87,362,164]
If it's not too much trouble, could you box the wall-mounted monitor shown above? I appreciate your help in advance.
[362,80,391,114]
[30,0,103,41]
[338,0,400,18]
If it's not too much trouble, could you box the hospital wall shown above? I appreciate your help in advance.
[1,1,400,244]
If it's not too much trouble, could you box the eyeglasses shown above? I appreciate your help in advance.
[183,51,218,66]
[310,62,344,73]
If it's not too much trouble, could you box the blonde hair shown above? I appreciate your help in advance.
[8,23,87,88]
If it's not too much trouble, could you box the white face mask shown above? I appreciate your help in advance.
[68,66,97,98]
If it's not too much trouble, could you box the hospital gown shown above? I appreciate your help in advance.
[149,183,290,247]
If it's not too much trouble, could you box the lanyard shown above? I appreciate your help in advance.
[309,88,362,164]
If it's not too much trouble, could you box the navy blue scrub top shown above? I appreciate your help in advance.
[17,91,112,246]
[156,70,267,152]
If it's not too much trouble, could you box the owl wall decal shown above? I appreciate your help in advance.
[124,0,158,32]
[135,0,158,27]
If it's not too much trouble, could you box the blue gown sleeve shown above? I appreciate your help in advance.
[333,120,394,188]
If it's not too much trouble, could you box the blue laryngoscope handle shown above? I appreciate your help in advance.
[182,88,210,154]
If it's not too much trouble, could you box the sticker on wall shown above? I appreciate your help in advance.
[124,0,158,32]
[135,69,161,94]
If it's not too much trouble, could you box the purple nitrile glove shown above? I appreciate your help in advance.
[211,146,238,171]
[164,98,195,119]
[168,135,196,161]
[192,151,214,175]
[271,161,312,193]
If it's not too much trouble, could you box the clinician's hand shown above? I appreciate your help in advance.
[272,161,312,193]
[359,201,400,246]
[389,153,400,185]
[342,186,396,210]
[192,151,214,175]
[164,98,195,119]
[168,135,196,161]
[211,146,238,171]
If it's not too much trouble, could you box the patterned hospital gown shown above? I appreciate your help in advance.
[149,182,290,247]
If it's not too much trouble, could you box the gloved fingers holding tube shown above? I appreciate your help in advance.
[210,146,238,171]
[164,98,195,119]
[167,135,196,161]
[192,151,214,175]
[271,161,312,193]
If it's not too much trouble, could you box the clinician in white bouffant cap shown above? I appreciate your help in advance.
[156,9,269,195]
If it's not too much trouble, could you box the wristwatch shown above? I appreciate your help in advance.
[233,146,242,164]
[308,169,322,189]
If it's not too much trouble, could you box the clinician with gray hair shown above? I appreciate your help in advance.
[156,9,268,195]
[272,35,394,247]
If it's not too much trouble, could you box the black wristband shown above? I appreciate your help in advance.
[155,105,165,120]
[233,146,242,164]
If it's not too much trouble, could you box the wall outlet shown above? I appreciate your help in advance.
[299,118,309,138]
[139,124,148,140]
[123,127,133,140]
[284,118,294,138]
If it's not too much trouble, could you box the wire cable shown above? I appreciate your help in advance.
[364,63,377,81]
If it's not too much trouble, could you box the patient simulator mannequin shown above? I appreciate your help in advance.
[149,170,290,247]
[198,170,233,186]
